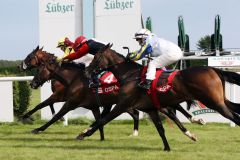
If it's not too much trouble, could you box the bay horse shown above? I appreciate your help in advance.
[27,47,210,150]
[20,46,205,127]
[20,46,140,139]
[82,43,240,151]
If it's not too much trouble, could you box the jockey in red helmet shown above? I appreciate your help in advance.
[56,36,105,62]
[57,36,106,88]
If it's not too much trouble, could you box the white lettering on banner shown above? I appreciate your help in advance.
[45,2,74,13]
[208,56,240,67]
[104,74,114,84]
[104,0,134,11]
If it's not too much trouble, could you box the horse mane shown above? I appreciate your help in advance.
[110,49,126,60]
[108,48,142,68]
[42,50,56,58]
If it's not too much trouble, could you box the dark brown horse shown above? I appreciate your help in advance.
[82,43,240,151]
[20,46,140,139]
[27,47,210,150]
[20,47,205,127]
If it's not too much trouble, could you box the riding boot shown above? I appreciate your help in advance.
[138,79,152,90]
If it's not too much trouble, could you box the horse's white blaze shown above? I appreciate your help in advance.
[22,61,27,70]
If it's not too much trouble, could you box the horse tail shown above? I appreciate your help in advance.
[224,100,240,114]
[212,68,240,86]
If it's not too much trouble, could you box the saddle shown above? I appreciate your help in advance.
[141,66,179,93]
[141,66,179,109]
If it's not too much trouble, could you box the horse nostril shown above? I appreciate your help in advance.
[30,82,37,89]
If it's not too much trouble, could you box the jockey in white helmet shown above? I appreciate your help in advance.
[128,28,183,90]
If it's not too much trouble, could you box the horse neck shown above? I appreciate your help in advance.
[109,60,142,82]
[37,51,55,64]
[52,66,86,86]
[106,50,142,81]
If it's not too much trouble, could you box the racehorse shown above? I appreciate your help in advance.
[82,43,240,151]
[25,47,209,150]
[20,46,205,126]
[20,46,140,139]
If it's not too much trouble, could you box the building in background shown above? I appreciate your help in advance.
[39,0,142,120]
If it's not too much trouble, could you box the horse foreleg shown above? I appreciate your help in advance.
[91,107,105,141]
[77,106,112,141]
[31,102,72,134]
[160,107,197,141]
[127,109,139,136]
[22,96,56,122]
[79,100,128,140]
[147,110,170,151]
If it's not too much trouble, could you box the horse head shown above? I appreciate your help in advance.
[20,46,48,71]
[30,54,58,89]
[85,43,120,78]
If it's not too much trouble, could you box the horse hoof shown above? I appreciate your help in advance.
[164,147,171,152]
[199,118,206,125]
[21,118,33,124]
[191,134,198,141]
[76,134,85,140]
[31,129,40,134]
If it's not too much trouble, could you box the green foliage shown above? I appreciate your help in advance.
[18,81,31,116]
[13,81,19,112]
[0,60,36,76]
[196,35,211,51]
[13,81,32,117]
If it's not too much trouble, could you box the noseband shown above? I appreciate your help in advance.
[23,53,40,70]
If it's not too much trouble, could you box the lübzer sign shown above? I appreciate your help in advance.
[95,0,139,16]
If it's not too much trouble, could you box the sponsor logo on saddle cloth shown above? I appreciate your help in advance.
[155,71,178,93]
[141,66,179,109]
[96,71,120,94]
[141,67,178,93]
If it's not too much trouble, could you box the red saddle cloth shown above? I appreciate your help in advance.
[94,71,120,94]
[141,66,179,109]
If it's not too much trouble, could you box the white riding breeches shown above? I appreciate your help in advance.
[146,51,183,80]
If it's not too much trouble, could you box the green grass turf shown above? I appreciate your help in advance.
[0,122,239,160]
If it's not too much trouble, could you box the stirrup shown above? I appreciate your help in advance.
[138,80,151,90]
[89,82,99,88]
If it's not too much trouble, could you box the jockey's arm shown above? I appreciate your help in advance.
[129,43,152,61]
[57,47,74,62]
[63,43,89,61]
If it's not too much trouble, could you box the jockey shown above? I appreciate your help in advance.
[128,28,183,90]
[56,37,75,62]
[56,36,105,62]
[56,36,106,87]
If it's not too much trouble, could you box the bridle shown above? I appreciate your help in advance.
[22,52,40,70]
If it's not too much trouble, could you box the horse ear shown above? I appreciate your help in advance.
[35,46,39,51]
[106,43,113,49]
[108,43,113,49]
[40,46,44,51]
